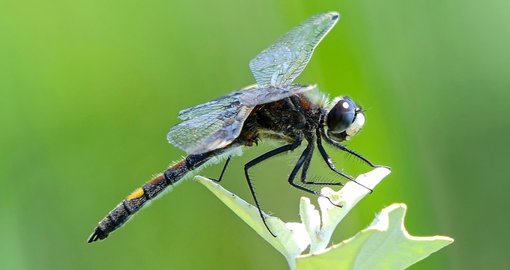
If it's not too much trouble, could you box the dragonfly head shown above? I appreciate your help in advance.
[325,96,365,142]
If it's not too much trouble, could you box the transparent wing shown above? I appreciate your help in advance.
[249,12,339,87]
[178,95,240,121]
[236,84,316,106]
[168,103,252,155]
[168,85,315,154]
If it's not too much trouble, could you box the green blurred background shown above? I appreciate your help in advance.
[1,0,509,269]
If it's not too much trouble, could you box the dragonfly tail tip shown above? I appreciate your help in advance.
[87,227,108,243]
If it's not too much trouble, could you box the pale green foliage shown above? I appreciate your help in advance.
[295,204,453,270]
[195,168,453,270]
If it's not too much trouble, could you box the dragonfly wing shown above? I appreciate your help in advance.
[249,12,339,87]
[178,95,241,121]
[238,84,316,106]
[168,85,316,154]
[168,102,253,155]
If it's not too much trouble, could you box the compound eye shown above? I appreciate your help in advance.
[326,99,356,133]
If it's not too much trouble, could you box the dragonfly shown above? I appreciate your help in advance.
[88,11,380,242]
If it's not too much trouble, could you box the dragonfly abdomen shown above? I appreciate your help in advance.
[87,152,215,243]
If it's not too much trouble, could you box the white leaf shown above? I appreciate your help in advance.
[295,204,454,270]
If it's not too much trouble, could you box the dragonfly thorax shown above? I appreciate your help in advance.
[326,97,365,142]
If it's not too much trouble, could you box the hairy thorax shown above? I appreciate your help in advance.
[237,94,322,146]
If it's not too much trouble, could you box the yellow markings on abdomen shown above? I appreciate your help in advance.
[127,188,144,201]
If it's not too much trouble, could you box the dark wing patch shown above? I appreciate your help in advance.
[168,103,251,155]
[167,85,315,154]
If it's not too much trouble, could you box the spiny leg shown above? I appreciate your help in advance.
[288,142,342,207]
[288,142,323,197]
[300,142,343,186]
[322,132,377,168]
[244,142,301,237]
[318,132,373,192]
[209,156,231,183]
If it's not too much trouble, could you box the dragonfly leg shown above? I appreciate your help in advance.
[244,142,301,237]
[321,131,378,168]
[317,132,373,192]
[209,156,231,183]
[299,142,343,186]
[288,142,342,207]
